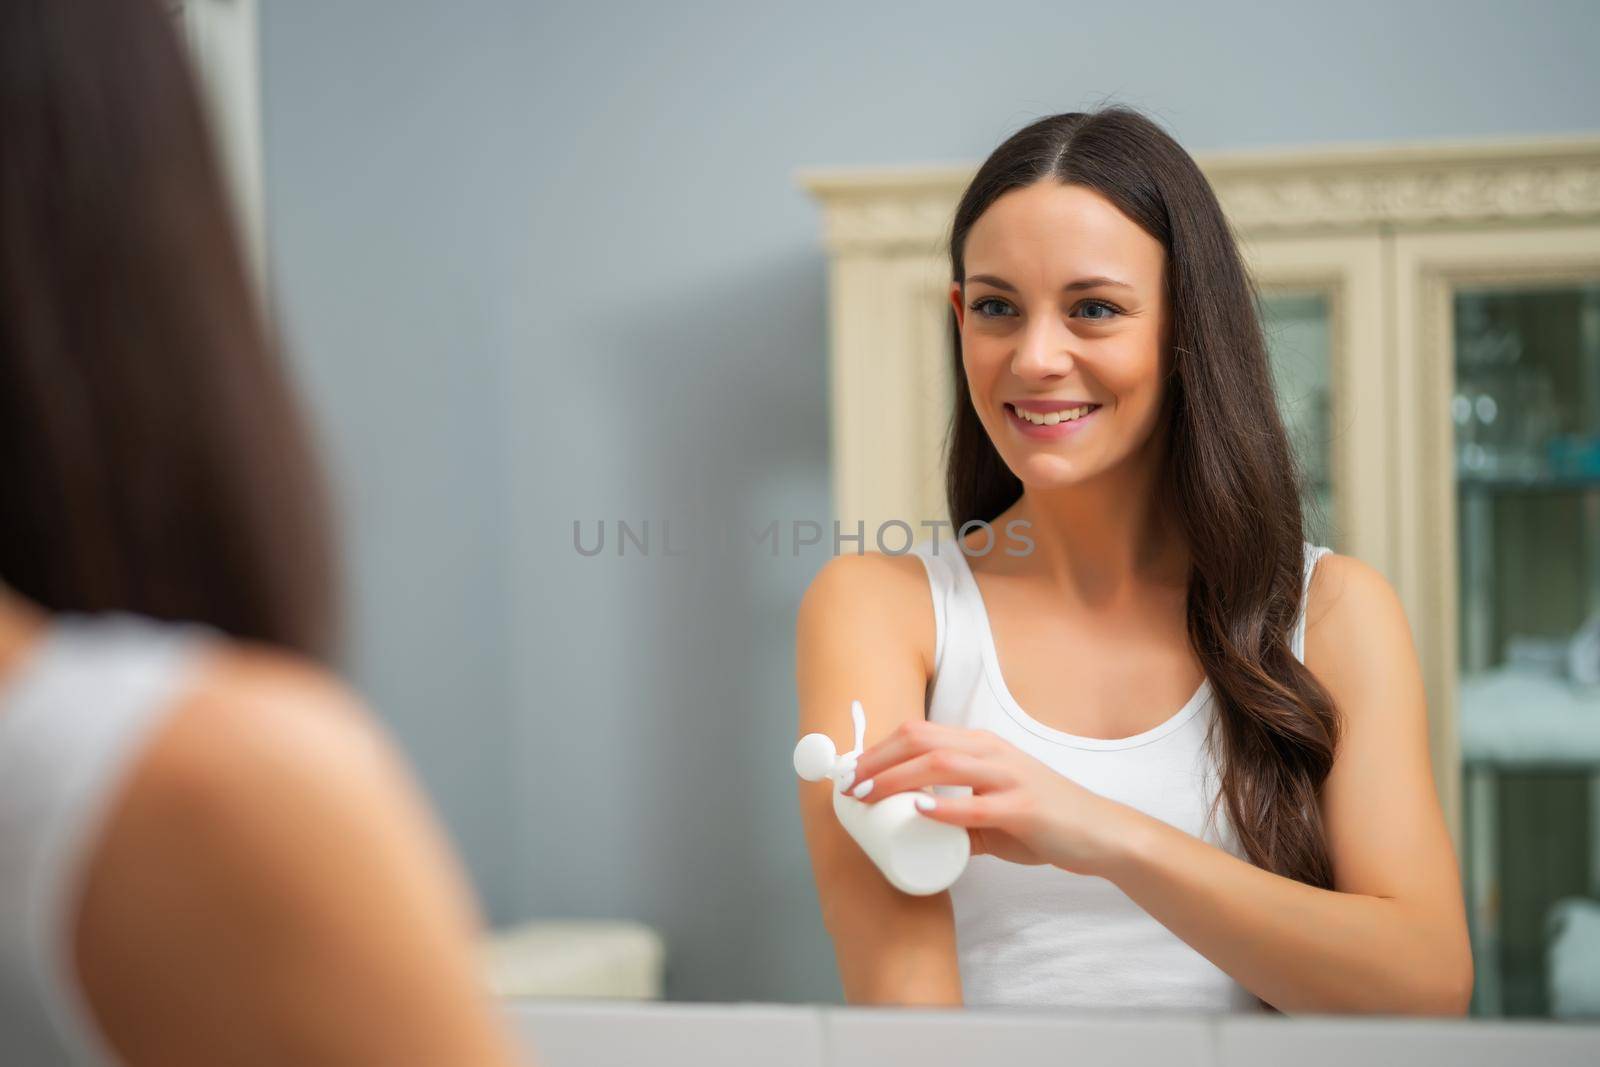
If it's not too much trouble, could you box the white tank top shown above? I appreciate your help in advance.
[0,612,216,1066]
[907,536,1332,1011]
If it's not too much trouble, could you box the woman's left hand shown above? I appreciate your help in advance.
[841,718,1136,876]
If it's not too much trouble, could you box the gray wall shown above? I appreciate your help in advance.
[258,0,1600,1002]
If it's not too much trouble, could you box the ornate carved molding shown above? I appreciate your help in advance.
[797,136,1600,249]
[1206,139,1600,232]
[794,168,967,255]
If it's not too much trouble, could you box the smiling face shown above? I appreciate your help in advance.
[951,180,1170,491]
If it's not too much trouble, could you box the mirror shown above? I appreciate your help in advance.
[239,1,1600,1024]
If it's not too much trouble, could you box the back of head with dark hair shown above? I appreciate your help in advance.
[0,0,338,660]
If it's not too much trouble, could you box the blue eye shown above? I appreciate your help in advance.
[967,297,1124,321]
[969,297,1013,318]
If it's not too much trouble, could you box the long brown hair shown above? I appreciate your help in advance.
[946,107,1341,891]
[0,0,338,660]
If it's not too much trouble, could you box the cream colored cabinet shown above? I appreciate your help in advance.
[800,142,1600,1011]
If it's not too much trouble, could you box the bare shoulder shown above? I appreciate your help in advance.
[74,642,513,1065]
[1303,551,1410,644]
[84,641,455,931]
[137,642,396,807]
[73,641,433,956]
[799,549,933,615]
[1302,552,1422,728]
[797,550,935,676]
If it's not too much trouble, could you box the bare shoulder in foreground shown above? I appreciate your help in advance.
[73,642,528,1067]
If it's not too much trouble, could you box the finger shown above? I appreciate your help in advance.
[850,750,1011,803]
[902,790,1006,828]
[849,720,1001,785]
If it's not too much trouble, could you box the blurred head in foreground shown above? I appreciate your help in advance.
[0,0,338,659]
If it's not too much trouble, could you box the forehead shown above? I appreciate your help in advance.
[963,181,1164,287]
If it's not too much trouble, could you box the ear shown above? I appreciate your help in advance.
[948,281,964,329]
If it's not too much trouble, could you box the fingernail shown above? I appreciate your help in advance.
[914,794,936,811]
[851,778,874,799]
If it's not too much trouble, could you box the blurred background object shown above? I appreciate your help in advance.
[1547,896,1600,1017]
[169,0,265,281]
[483,921,666,1000]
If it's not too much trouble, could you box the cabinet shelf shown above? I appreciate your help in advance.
[1458,471,1600,494]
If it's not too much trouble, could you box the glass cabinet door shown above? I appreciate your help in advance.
[1453,280,1600,1018]
[1261,291,1338,551]
[1241,233,1388,575]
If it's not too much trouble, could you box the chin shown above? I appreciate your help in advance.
[1008,452,1094,487]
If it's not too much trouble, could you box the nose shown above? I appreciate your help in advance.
[1009,318,1077,382]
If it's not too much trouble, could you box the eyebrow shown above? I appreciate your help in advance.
[965,274,1135,294]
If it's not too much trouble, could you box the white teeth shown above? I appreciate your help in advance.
[1013,404,1096,426]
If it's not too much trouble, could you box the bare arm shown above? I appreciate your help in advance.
[72,647,530,1066]
[1100,553,1473,1013]
[794,551,962,1005]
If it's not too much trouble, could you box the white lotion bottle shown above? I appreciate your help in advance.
[794,700,970,896]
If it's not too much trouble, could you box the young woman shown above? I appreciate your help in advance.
[0,2,527,1063]
[795,107,1472,1015]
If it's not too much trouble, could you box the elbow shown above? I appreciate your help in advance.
[1385,906,1474,1016]
[1438,955,1475,1016]
[1412,942,1474,1016]
[1417,973,1473,1017]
